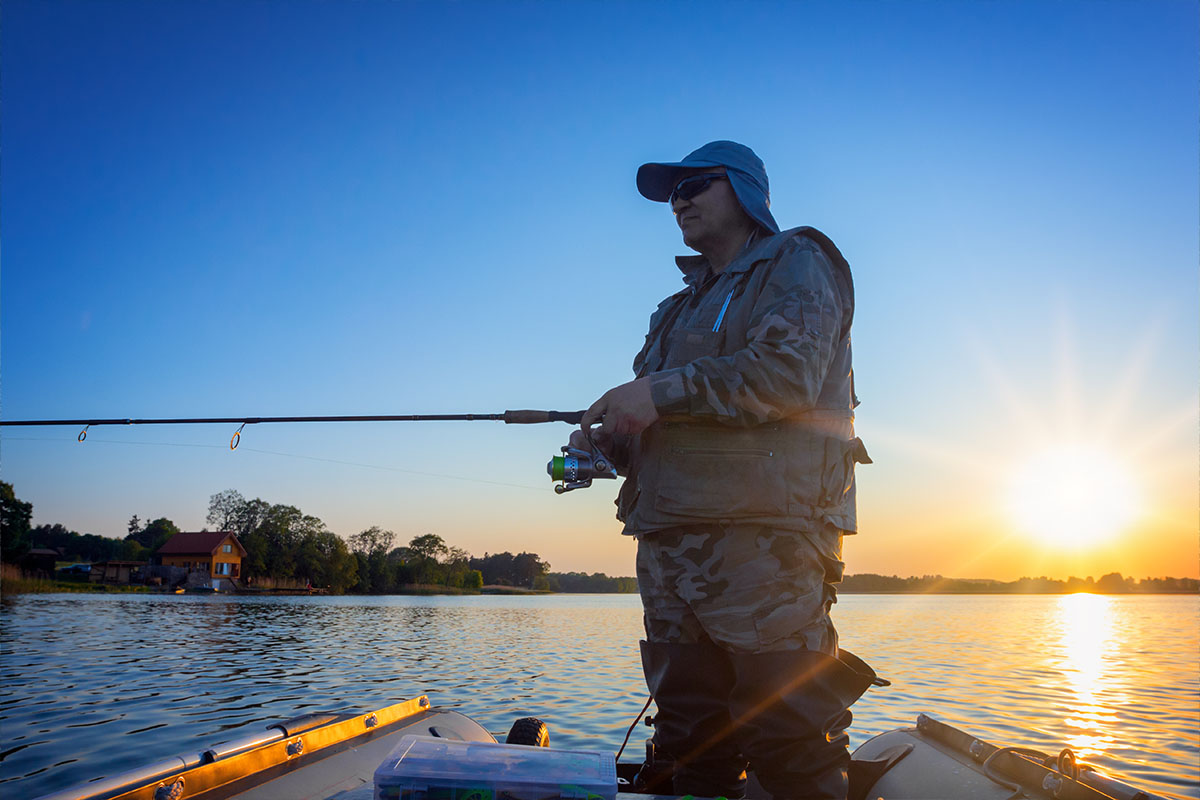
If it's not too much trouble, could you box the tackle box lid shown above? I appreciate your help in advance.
[374,735,617,800]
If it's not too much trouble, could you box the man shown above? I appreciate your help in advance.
[575,142,876,799]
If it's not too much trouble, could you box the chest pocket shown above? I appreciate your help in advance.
[662,326,726,370]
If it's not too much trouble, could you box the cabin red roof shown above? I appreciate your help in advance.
[155,531,246,557]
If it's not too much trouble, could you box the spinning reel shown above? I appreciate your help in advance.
[547,444,617,493]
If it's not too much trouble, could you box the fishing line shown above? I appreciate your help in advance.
[239,446,544,491]
[1,436,545,491]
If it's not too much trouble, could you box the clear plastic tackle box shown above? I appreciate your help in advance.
[373,735,618,800]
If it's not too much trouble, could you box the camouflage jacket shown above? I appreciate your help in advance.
[616,226,870,536]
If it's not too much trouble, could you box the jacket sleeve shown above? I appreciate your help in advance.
[647,238,847,426]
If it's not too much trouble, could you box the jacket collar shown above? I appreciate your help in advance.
[674,228,779,288]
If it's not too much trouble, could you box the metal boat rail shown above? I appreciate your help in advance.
[33,697,445,800]
[35,753,208,800]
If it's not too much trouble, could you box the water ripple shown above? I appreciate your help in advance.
[0,593,1195,798]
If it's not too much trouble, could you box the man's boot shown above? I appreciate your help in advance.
[639,639,749,799]
[727,648,876,800]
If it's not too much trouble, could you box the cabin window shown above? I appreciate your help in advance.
[223,544,232,553]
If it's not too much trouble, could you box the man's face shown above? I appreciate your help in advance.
[670,167,748,251]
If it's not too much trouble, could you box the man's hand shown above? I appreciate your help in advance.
[581,377,660,440]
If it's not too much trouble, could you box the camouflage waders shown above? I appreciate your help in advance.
[636,524,842,655]
[636,524,868,799]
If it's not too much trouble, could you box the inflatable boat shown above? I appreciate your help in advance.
[31,696,1169,800]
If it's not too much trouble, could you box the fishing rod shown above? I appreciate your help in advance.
[0,409,617,492]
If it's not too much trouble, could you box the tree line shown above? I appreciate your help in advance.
[2,482,181,565]
[206,489,565,593]
[840,573,1199,594]
[9,483,1191,595]
[545,571,639,592]
[0,483,636,594]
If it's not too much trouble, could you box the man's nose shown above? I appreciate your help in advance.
[671,193,691,215]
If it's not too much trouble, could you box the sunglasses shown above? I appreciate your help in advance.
[669,173,727,205]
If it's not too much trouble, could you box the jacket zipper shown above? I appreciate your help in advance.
[671,447,774,457]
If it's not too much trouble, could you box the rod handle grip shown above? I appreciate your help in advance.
[503,409,586,425]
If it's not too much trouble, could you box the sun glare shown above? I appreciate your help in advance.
[1005,444,1140,547]
[1054,593,1119,758]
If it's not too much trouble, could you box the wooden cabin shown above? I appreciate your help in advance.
[20,548,62,577]
[155,531,246,579]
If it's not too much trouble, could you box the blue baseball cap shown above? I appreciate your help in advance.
[636,140,780,234]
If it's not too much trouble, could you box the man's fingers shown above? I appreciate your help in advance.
[580,396,607,432]
[572,427,610,448]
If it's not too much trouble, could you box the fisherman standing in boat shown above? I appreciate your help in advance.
[573,141,874,800]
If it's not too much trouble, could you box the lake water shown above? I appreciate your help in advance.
[0,593,1196,799]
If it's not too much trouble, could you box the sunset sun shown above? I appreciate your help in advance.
[1005,444,1141,548]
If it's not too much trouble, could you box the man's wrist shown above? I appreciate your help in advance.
[649,369,690,416]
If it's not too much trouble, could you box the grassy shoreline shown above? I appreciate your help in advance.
[1,567,154,595]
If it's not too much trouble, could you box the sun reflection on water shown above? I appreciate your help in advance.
[1054,593,1121,759]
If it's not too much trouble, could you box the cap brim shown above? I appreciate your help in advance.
[637,159,720,202]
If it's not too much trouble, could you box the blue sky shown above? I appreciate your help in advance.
[3,0,1196,579]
